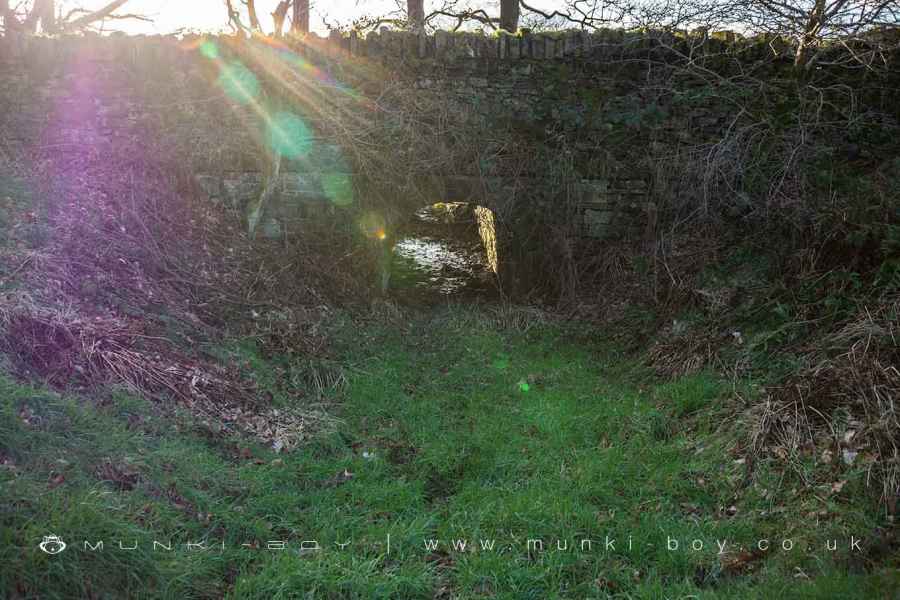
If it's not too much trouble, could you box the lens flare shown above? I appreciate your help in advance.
[199,40,219,60]
[359,213,386,239]
[267,111,313,159]
[322,172,354,206]
[218,61,260,105]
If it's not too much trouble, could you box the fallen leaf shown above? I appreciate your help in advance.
[323,469,354,488]
[681,502,700,515]
[721,548,765,575]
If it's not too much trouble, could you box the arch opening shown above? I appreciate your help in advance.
[386,202,500,302]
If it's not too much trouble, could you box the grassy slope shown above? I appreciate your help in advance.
[1,305,896,599]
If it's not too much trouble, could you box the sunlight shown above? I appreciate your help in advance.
[217,60,260,105]
[193,37,312,185]
[198,39,219,60]
[267,111,313,159]
[322,172,354,206]
[3,3,896,596]
[190,33,385,213]
[359,212,387,240]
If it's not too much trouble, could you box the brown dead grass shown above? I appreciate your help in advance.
[748,296,900,515]
[0,44,346,451]
[0,299,327,451]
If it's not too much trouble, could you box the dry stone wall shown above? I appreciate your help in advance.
[2,28,891,241]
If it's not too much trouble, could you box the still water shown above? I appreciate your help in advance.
[388,204,497,302]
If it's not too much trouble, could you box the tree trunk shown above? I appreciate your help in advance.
[245,0,261,31]
[24,0,56,33]
[291,0,309,34]
[224,0,239,31]
[499,0,519,32]
[794,0,826,68]
[407,0,424,33]
[40,0,55,32]
[272,0,289,36]
[1,0,22,31]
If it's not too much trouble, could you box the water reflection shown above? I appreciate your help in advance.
[389,204,497,301]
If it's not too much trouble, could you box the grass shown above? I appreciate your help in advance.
[1,304,897,599]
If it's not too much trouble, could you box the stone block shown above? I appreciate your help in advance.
[222,173,262,207]
[194,174,222,199]
[435,31,450,55]
[262,218,283,239]
[584,209,613,238]
[510,63,532,76]
[508,37,521,59]
[403,32,418,57]
[564,32,580,55]
[579,179,609,206]
[281,173,320,194]
[283,144,349,173]
[555,36,566,58]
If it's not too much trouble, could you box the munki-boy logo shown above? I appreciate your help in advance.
[39,534,66,555]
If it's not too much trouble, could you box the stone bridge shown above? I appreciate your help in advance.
[4,28,758,291]
[194,169,650,241]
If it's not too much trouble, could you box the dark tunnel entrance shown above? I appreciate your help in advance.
[387,202,500,303]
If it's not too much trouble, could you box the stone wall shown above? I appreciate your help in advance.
[2,29,893,244]
[0,31,698,242]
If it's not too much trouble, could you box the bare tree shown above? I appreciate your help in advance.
[2,0,149,34]
[739,0,900,68]
[499,0,519,31]
[408,0,425,32]
[224,0,310,35]
[211,0,897,64]
[272,0,289,36]
[291,0,309,34]
[243,0,262,30]
[516,0,731,31]
[515,0,898,69]
[23,0,55,32]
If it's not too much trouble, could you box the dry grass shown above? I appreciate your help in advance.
[747,296,900,515]
[646,323,727,379]
[0,44,350,451]
[486,303,548,333]
[0,299,327,451]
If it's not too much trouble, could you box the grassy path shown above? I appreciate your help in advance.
[1,305,895,598]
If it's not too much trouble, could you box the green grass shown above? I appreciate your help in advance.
[0,169,47,253]
[1,305,896,598]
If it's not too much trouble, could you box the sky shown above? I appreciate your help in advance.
[53,0,397,34]
[51,1,569,35]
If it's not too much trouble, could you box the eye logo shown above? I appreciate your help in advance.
[39,535,66,555]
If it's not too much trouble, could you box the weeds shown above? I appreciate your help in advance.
[751,296,900,515]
